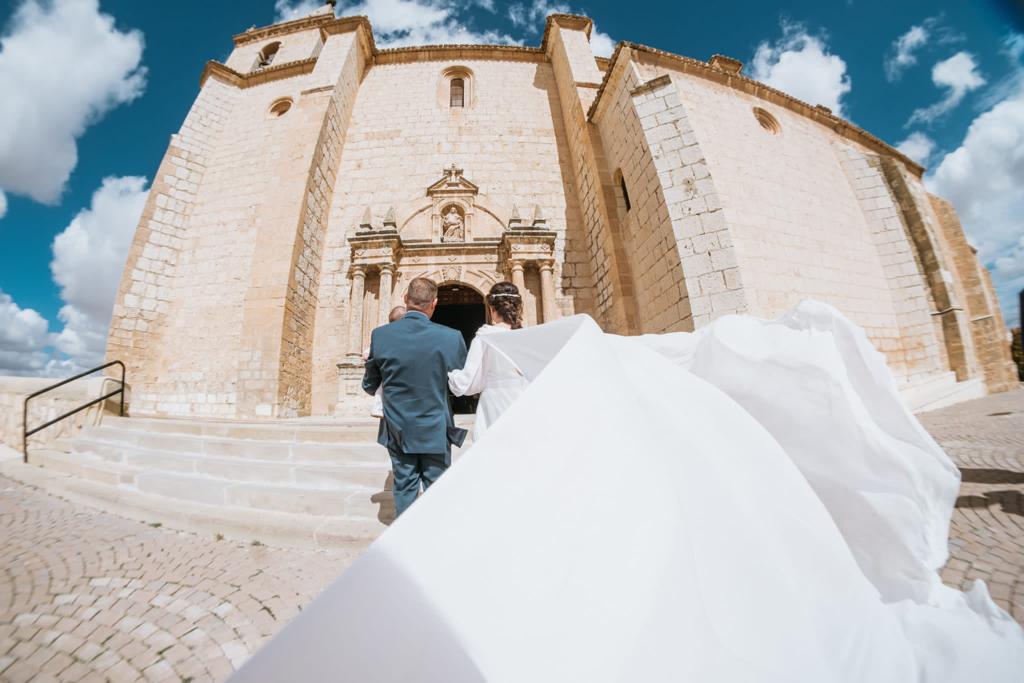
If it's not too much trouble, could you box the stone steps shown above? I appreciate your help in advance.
[902,373,987,413]
[3,415,445,548]
[67,437,390,488]
[93,416,383,444]
[70,430,387,466]
[0,454,381,550]
[30,450,392,519]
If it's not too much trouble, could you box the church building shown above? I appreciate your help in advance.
[107,6,1018,419]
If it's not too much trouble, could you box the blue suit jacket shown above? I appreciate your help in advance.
[362,311,468,460]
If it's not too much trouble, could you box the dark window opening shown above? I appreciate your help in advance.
[620,174,632,212]
[257,42,281,69]
[450,78,465,108]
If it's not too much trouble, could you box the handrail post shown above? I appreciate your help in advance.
[22,397,28,464]
[22,360,127,463]
[118,361,125,417]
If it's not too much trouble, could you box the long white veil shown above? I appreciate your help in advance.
[231,301,1023,682]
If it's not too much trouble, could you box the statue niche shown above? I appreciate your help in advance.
[441,205,465,242]
[394,165,510,242]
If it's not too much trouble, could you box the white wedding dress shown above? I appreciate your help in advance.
[231,301,1024,683]
[448,324,528,440]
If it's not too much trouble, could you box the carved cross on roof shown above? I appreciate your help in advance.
[427,164,478,196]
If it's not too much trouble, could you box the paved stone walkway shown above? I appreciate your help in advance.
[0,490,362,682]
[1,389,1022,681]
[920,389,1024,622]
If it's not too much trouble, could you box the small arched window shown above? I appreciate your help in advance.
[619,172,632,212]
[256,42,281,69]
[450,78,465,108]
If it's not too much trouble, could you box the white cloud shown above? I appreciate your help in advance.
[885,24,928,81]
[0,290,51,376]
[507,0,568,28]
[275,0,615,54]
[883,16,963,82]
[0,190,7,220]
[1006,32,1024,63]
[274,0,326,21]
[0,0,147,205]
[976,32,1024,113]
[0,176,147,376]
[275,0,519,47]
[907,51,985,126]
[504,0,614,56]
[590,28,615,58]
[895,131,936,166]
[750,22,852,118]
[927,90,1024,328]
[50,176,149,370]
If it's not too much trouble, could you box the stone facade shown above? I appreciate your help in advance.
[107,11,1016,419]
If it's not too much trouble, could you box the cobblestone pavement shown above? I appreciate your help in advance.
[1,389,1022,681]
[920,388,1024,622]
[0,487,363,682]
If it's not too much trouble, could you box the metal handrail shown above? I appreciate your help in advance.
[22,360,125,463]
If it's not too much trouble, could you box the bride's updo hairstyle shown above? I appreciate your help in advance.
[486,281,523,329]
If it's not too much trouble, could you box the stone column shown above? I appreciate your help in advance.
[377,265,395,327]
[539,261,558,323]
[510,261,526,293]
[347,266,366,358]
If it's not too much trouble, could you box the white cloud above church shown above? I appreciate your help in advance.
[273,0,616,56]
[0,176,148,375]
[750,21,852,118]
[0,0,147,205]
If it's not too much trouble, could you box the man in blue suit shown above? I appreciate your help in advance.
[362,277,468,517]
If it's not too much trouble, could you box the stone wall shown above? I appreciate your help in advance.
[834,144,945,381]
[110,20,369,418]
[0,377,121,454]
[593,58,749,332]
[880,160,978,382]
[930,195,1018,391]
[309,48,591,413]
[622,56,932,380]
[107,76,239,416]
[108,12,1018,418]
[546,19,637,334]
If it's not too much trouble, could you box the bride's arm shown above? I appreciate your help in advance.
[448,336,486,396]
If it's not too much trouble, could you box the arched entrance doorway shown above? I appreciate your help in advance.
[433,284,485,414]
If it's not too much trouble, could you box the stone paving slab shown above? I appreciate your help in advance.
[919,388,1024,622]
[1,388,1022,681]
[0,486,364,682]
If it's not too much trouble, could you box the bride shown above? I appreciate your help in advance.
[231,301,1024,682]
[448,281,528,440]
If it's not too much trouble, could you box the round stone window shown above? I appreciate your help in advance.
[269,98,293,118]
[753,107,781,135]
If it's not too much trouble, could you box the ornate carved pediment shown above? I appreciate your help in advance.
[426,164,479,197]
[396,163,508,242]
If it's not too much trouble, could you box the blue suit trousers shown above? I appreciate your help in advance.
[388,448,448,517]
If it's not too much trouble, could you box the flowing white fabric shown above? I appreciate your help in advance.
[231,302,1024,683]
[448,325,528,440]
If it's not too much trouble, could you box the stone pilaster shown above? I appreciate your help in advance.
[539,261,558,323]
[546,15,638,334]
[378,265,395,327]
[347,266,366,359]
[834,144,945,382]
[929,194,1018,392]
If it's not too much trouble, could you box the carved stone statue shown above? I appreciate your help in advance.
[441,206,465,242]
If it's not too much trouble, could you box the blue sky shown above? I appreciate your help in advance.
[0,0,1022,375]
